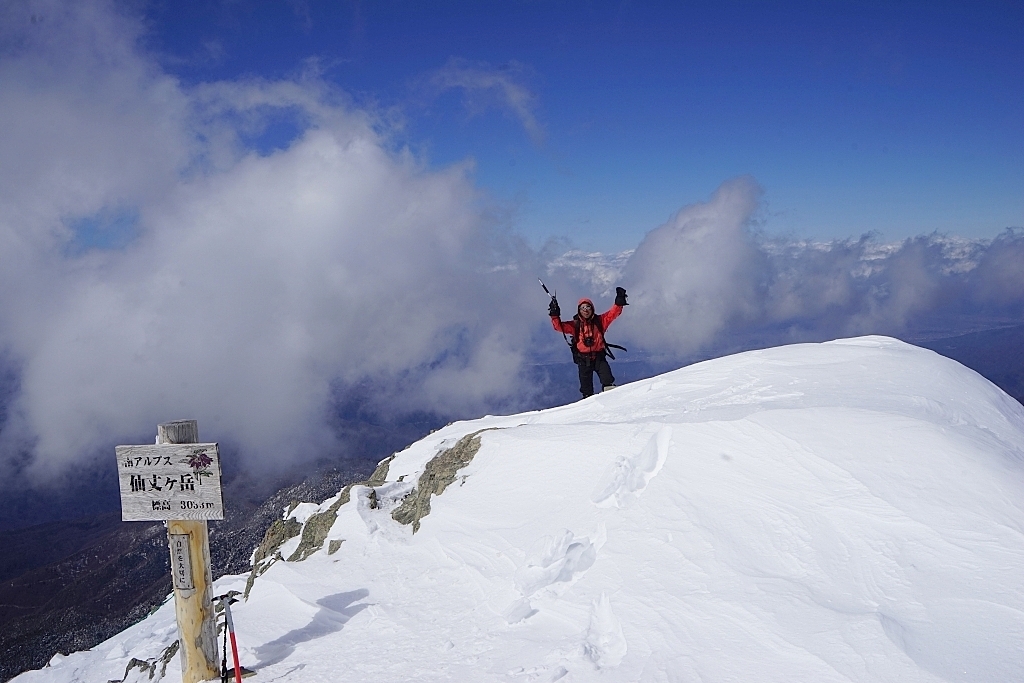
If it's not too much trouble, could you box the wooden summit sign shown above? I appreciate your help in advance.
[117,420,221,683]
[115,442,224,521]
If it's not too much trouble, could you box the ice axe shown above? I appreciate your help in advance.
[539,278,573,350]
[215,594,245,683]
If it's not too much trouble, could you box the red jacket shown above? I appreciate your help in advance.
[551,298,623,356]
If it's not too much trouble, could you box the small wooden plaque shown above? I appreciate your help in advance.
[169,533,195,591]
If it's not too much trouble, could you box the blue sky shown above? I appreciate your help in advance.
[3,0,1024,498]
[141,1,1024,252]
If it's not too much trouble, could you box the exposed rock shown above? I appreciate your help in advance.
[240,455,397,600]
[391,431,488,533]
[253,518,301,567]
[285,496,346,563]
[113,639,178,682]
[285,455,394,563]
[242,515,301,599]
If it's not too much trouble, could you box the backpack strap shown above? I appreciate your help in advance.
[573,314,623,360]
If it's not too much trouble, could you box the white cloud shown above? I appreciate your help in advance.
[427,58,545,145]
[613,179,1024,358]
[0,0,540,482]
[2,1,1022,487]
[618,176,766,354]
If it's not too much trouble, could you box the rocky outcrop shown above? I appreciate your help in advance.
[243,456,394,598]
[391,431,487,533]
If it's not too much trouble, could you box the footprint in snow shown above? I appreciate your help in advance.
[591,425,672,508]
[505,529,601,623]
[583,592,627,669]
[514,529,598,597]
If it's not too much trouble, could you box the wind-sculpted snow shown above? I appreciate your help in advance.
[583,593,627,669]
[591,426,671,508]
[14,337,1024,682]
[514,530,599,598]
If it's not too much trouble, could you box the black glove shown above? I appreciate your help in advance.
[615,287,628,306]
[548,298,561,317]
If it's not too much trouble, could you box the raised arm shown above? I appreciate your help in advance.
[546,298,573,334]
[599,287,628,328]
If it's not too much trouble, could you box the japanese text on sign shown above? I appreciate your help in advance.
[169,533,195,591]
[115,443,224,521]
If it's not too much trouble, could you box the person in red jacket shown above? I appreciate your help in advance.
[549,287,628,397]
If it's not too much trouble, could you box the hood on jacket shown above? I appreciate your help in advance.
[577,298,595,318]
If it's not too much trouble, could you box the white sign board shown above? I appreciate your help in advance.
[115,443,224,521]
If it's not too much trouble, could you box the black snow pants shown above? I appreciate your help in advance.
[577,351,615,398]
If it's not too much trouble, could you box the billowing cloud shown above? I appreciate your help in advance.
[613,180,1024,357]
[2,0,1022,493]
[0,0,540,483]
[619,176,767,353]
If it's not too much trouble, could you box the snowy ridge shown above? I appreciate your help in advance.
[17,337,1024,682]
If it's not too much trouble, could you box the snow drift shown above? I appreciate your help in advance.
[16,336,1024,682]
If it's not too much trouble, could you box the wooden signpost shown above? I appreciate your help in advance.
[116,420,222,683]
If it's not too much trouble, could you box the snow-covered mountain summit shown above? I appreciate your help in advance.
[19,337,1024,683]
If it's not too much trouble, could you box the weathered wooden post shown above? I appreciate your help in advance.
[116,420,223,683]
